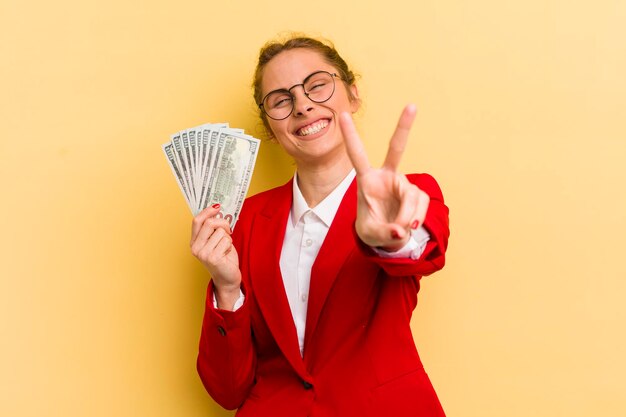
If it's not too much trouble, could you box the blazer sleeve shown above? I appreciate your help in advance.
[355,173,450,277]
[196,281,255,410]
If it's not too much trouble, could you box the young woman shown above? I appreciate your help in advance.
[190,36,450,417]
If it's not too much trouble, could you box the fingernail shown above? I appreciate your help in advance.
[212,203,220,209]
[391,230,401,239]
[411,220,419,229]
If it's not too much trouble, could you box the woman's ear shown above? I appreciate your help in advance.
[349,84,361,113]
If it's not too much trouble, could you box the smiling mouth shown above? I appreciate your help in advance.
[296,119,330,137]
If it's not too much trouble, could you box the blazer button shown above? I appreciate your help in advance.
[302,381,313,390]
[217,326,226,336]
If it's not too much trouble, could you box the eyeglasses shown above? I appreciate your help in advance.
[258,70,341,120]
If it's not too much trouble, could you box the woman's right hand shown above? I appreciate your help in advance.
[190,204,241,309]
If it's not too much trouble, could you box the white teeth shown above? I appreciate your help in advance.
[298,120,329,136]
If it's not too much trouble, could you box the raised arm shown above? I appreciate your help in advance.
[192,204,255,409]
[339,104,431,251]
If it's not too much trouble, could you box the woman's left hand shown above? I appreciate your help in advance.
[339,104,430,252]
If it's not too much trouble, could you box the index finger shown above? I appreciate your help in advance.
[383,104,417,171]
[339,112,371,175]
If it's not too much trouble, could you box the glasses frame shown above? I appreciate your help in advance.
[258,70,342,121]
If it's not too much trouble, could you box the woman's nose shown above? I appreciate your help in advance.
[292,89,314,116]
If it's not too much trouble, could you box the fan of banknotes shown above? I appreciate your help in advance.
[162,123,261,228]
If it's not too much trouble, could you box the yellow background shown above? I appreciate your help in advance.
[2,0,625,415]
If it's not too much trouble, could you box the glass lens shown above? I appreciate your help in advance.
[304,72,335,103]
[261,71,337,120]
[264,91,293,120]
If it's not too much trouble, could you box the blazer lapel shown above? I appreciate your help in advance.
[304,179,358,354]
[249,179,309,379]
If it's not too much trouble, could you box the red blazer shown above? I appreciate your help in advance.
[197,174,450,417]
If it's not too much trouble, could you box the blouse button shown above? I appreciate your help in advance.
[304,238,313,247]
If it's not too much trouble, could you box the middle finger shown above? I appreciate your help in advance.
[383,104,417,171]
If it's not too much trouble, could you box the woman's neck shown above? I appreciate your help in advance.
[295,155,354,208]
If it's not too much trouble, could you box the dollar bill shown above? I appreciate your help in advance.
[162,142,192,211]
[162,123,260,228]
[203,131,260,227]
[170,132,196,209]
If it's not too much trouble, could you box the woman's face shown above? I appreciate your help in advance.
[260,48,359,165]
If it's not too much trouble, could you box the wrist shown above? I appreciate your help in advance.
[214,283,241,310]
[378,235,411,253]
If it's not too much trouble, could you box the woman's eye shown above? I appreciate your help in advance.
[309,82,327,91]
[270,95,292,109]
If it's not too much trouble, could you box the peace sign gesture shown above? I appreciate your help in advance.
[339,104,430,252]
